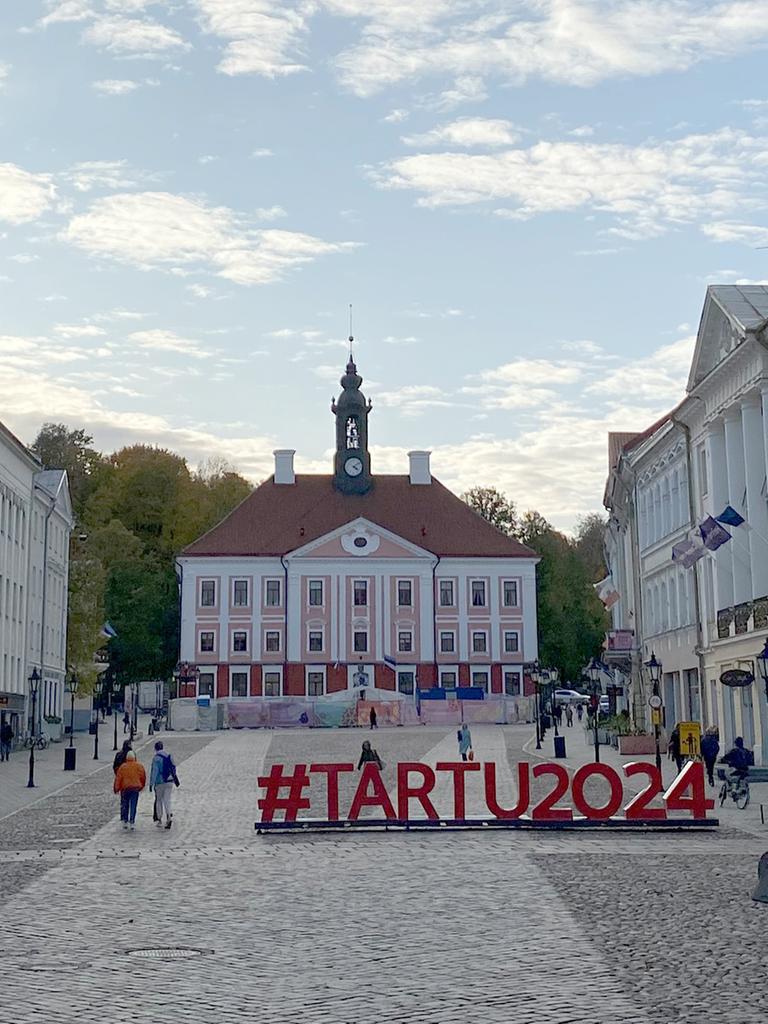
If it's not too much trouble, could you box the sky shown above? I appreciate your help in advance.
[2,2,768,532]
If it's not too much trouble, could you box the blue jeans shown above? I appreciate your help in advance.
[121,789,140,823]
[0,741,11,761]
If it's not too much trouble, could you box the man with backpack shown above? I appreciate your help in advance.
[149,741,180,830]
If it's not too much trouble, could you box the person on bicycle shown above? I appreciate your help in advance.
[721,736,751,778]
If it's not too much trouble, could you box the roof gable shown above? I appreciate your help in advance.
[290,517,433,560]
[688,285,768,390]
[181,475,536,560]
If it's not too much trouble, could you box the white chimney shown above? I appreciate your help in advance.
[408,450,432,485]
[274,449,296,485]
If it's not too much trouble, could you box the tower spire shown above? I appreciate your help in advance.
[348,303,354,366]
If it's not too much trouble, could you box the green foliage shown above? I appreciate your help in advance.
[33,427,251,687]
[461,486,518,536]
[574,512,608,583]
[462,488,608,681]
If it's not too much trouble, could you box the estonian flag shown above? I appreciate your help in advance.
[100,621,118,639]
[716,505,747,528]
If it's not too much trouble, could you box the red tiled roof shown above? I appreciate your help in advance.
[182,475,536,559]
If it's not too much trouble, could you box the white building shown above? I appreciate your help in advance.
[0,422,73,740]
[605,285,768,761]
[177,357,539,702]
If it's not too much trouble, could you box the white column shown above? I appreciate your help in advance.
[708,422,734,609]
[724,408,752,605]
[741,394,768,599]
[287,570,301,661]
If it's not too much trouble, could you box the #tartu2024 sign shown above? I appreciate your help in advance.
[257,759,714,824]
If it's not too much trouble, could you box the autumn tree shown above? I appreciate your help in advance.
[461,486,518,536]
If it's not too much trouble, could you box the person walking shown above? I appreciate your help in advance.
[149,741,179,830]
[369,706,378,730]
[113,739,132,774]
[0,719,13,761]
[669,726,685,773]
[565,705,574,728]
[357,739,383,770]
[113,750,146,831]
[458,723,473,762]
[122,711,131,735]
[701,729,720,786]
[576,704,583,723]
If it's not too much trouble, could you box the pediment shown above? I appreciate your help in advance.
[286,517,433,561]
[687,292,748,390]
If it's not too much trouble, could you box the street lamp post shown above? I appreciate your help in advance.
[588,657,602,763]
[645,651,663,772]
[64,671,78,771]
[550,668,560,737]
[92,679,101,760]
[111,681,118,751]
[531,662,541,750]
[27,668,40,788]
[757,639,768,701]
[129,682,138,742]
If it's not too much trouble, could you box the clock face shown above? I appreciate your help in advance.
[345,456,363,477]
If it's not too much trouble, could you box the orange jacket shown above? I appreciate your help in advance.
[114,760,146,793]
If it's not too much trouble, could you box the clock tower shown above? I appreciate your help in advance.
[331,350,372,494]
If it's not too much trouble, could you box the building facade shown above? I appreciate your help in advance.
[605,285,768,760]
[0,423,73,738]
[178,358,539,700]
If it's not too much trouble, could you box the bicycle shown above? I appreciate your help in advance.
[717,767,750,809]
[22,733,50,751]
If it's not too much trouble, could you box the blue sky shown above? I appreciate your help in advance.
[2,1,768,530]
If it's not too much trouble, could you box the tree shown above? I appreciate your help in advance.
[66,536,106,691]
[30,423,104,517]
[574,513,608,582]
[461,486,518,536]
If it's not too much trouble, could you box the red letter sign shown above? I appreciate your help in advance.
[397,762,438,820]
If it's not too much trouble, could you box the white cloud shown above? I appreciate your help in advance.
[701,221,768,245]
[61,160,143,192]
[331,1,768,97]
[54,323,108,338]
[128,328,212,359]
[9,253,40,264]
[0,63,9,89]
[376,128,768,237]
[37,1,92,27]
[382,335,420,345]
[61,191,357,286]
[250,148,274,159]
[587,335,695,406]
[194,0,309,77]
[568,125,595,138]
[377,383,455,415]
[429,76,488,111]
[82,16,189,53]
[0,163,55,224]
[92,79,143,95]
[186,283,212,298]
[198,154,219,165]
[402,117,519,148]
[383,109,409,124]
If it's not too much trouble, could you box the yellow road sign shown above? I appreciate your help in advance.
[678,721,701,758]
[651,708,662,726]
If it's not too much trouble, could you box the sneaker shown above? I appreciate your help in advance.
[122,822,128,830]
[155,820,163,828]
[129,823,135,831]
[164,820,172,830]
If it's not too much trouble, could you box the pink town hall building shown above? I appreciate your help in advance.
[177,357,539,703]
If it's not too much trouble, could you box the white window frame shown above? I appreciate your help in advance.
[398,629,413,653]
[308,579,324,607]
[306,665,326,697]
[353,629,369,653]
[472,630,488,654]
[470,579,487,607]
[231,629,248,654]
[471,668,490,692]
[397,578,413,608]
[197,671,215,698]
[263,667,283,698]
[353,579,368,607]
[397,667,416,695]
[439,630,456,654]
[502,579,519,608]
[200,579,216,607]
[504,670,521,696]
[308,627,324,654]
[232,579,249,607]
[229,667,249,698]
[199,630,215,654]
[438,578,455,607]
[264,629,281,653]
[440,667,458,688]
[264,578,282,607]
[503,630,520,654]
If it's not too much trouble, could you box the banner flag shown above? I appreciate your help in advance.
[672,538,707,569]
[100,621,118,639]
[716,505,747,528]
[383,654,397,671]
[594,575,620,608]
[699,516,732,551]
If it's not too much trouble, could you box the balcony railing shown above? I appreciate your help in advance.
[717,596,768,640]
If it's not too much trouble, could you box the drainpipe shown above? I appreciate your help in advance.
[281,555,289,695]
[671,414,708,725]
[431,554,441,694]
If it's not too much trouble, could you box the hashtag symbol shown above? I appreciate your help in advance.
[258,763,311,822]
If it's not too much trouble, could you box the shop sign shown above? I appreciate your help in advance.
[720,669,754,688]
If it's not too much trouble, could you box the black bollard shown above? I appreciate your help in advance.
[751,851,768,903]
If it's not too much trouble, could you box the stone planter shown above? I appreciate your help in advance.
[618,734,656,755]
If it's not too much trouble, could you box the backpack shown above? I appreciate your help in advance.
[159,752,176,783]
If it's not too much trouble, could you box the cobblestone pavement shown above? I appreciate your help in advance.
[2,724,766,1024]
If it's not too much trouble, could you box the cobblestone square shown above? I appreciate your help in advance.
[2,724,766,1024]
